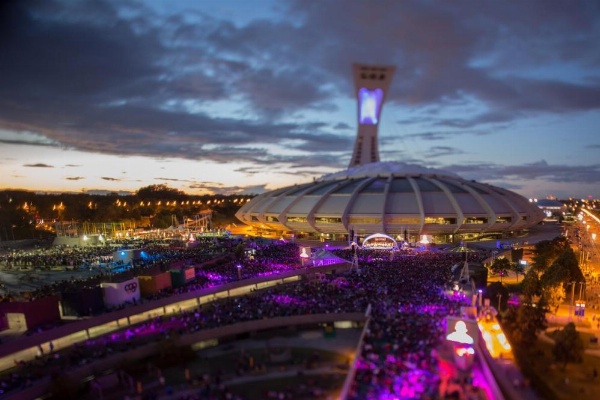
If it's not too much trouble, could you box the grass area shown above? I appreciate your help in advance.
[514,338,600,400]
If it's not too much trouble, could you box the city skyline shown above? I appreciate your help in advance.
[1,0,599,199]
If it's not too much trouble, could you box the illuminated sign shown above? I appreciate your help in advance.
[446,316,478,345]
[300,247,311,258]
[361,233,398,250]
[184,267,195,280]
[124,282,138,293]
[358,88,383,125]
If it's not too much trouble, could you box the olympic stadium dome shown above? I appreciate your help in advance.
[235,161,545,243]
[235,64,545,243]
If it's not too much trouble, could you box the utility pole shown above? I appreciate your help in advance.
[569,281,576,321]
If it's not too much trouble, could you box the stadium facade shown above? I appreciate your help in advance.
[236,64,545,243]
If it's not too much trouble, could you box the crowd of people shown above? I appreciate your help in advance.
[0,239,491,399]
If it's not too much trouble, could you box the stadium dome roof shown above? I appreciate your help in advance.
[235,161,545,238]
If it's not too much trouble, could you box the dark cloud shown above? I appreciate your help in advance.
[187,182,268,195]
[101,177,121,181]
[155,177,193,183]
[24,163,53,168]
[428,146,464,158]
[333,122,352,130]
[446,160,600,184]
[65,176,84,181]
[0,0,599,195]
[0,138,60,148]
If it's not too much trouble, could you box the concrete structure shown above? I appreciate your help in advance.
[236,162,545,243]
[236,64,545,243]
[349,64,395,167]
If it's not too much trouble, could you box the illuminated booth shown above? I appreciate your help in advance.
[138,271,172,296]
[170,267,196,288]
[0,296,61,332]
[112,249,144,265]
[100,277,140,309]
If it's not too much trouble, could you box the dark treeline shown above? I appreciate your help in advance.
[0,184,255,241]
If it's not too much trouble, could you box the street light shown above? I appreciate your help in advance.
[236,264,242,280]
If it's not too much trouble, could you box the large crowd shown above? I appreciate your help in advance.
[0,239,490,399]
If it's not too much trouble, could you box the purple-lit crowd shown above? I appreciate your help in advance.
[0,239,489,399]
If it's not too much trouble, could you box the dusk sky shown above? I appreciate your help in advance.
[1,0,599,199]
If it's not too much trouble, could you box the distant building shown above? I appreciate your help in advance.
[533,199,566,221]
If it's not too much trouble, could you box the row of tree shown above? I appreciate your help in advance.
[497,236,586,369]
[0,185,254,240]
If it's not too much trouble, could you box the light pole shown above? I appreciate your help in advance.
[236,264,242,280]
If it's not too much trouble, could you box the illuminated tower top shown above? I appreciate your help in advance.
[349,64,395,168]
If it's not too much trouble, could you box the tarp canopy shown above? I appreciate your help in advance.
[311,249,347,266]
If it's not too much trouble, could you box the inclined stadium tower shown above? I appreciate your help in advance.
[236,64,545,243]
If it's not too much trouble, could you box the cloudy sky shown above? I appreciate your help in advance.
[1,0,599,199]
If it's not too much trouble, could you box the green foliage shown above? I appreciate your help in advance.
[152,210,175,229]
[521,269,541,300]
[491,257,511,282]
[136,184,186,199]
[512,262,525,282]
[485,281,509,311]
[234,242,246,261]
[540,284,565,313]
[531,237,570,273]
[552,322,584,368]
[540,247,584,288]
[0,187,256,240]
[506,302,548,347]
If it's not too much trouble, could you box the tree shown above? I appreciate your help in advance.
[521,269,541,301]
[531,237,570,274]
[509,298,548,346]
[491,257,511,283]
[485,282,509,312]
[136,184,186,200]
[234,242,246,261]
[541,284,565,314]
[512,262,525,283]
[540,247,584,288]
[552,322,584,369]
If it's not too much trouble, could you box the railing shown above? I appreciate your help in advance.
[0,262,352,366]
[338,304,372,399]
[1,312,367,400]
